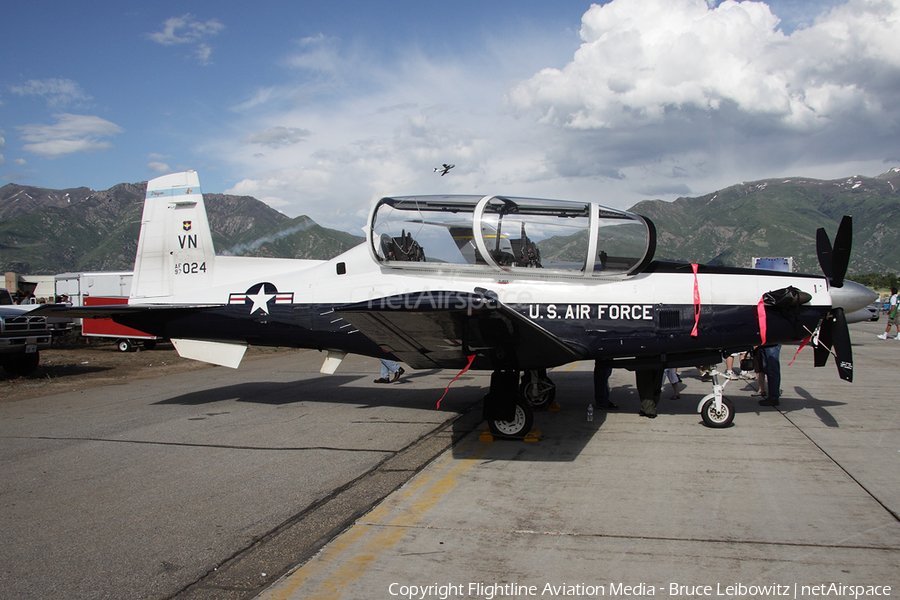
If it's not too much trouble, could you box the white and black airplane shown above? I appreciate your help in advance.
[434,164,455,176]
[38,170,876,434]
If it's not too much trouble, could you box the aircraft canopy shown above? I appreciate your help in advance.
[367,195,655,278]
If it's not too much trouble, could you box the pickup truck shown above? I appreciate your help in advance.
[0,306,51,376]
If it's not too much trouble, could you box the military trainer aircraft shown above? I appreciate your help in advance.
[434,163,455,176]
[38,171,876,433]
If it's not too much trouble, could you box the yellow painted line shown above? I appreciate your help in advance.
[264,440,490,600]
[551,360,585,374]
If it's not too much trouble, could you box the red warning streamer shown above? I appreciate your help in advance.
[788,336,811,366]
[691,263,701,337]
[757,296,767,345]
[437,354,477,409]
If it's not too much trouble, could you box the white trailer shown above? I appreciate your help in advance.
[54,271,133,306]
[53,272,160,351]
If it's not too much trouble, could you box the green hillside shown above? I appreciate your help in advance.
[0,182,363,274]
[629,169,900,275]
[2,168,898,276]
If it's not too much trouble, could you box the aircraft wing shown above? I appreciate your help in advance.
[336,291,584,370]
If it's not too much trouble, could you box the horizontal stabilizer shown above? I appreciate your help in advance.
[30,303,220,320]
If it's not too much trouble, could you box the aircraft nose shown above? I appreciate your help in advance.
[830,280,878,313]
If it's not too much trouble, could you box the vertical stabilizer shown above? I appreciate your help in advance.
[131,171,216,301]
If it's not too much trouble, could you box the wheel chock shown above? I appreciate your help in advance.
[548,401,562,412]
[524,429,543,442]
[479,429,543,442]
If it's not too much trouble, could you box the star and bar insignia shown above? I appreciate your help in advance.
[228,282,294,315]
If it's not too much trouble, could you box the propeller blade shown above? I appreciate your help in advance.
[814,318,832,368]
[831,307,853,382]
[830,216,852,288]
[816,227,833,280]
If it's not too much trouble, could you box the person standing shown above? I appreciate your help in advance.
[877,287,900,339]
[758,344,781,407]
[636,368,664,418]
[375,358,404,383]
[664,368,681,399]
[593,362,619,410]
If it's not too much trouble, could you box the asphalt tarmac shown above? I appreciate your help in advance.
[256,319,900,600]
[0,350,488,600]
[1,320,898,600]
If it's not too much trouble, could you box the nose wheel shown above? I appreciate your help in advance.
[697,370,736,428]
[700,396,734,428]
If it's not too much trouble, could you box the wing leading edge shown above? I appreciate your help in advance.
[336,291,584,370]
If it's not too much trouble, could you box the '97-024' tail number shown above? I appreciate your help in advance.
[175,262,207,275]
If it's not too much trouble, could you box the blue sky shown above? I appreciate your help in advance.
[2,0,897,232]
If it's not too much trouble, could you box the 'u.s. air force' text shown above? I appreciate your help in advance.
[528,304,653,320]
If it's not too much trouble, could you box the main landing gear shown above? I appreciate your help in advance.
[483,370,555,438]
[519,369,556,410]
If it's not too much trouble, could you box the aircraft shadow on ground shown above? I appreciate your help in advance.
[446,372,850,462]
[790,386,845,427]
[152,373,482,413]
[151,371,606,462]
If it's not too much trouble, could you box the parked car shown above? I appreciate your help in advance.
[0,288,73,335]
[0,306,51,376]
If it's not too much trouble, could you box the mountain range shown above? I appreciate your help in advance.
[1,168,898,276]
[631,168,900,275]
[0,182,363,274]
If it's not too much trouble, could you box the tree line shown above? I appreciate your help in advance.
[847,272,899,291]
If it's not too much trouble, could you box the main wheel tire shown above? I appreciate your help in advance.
[701,396,735,428]
[117,339,133,352]
[519,376,556,410]
[2,352,40,377]
[487,397,534,438]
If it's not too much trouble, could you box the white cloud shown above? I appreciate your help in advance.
[211,0,900,230]
[241,126,311,148]
[232,87,280,112]
[148,162,171,173]
[507,0,900,130]
[148,14,224,45]
[17,114,123,159]
[501,0,900,195]
[148,14,225,65]
[286,34,343,74]
[215,52,509,225]
[8,78,91,108]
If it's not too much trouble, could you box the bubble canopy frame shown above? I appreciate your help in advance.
[367,194,656,279]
